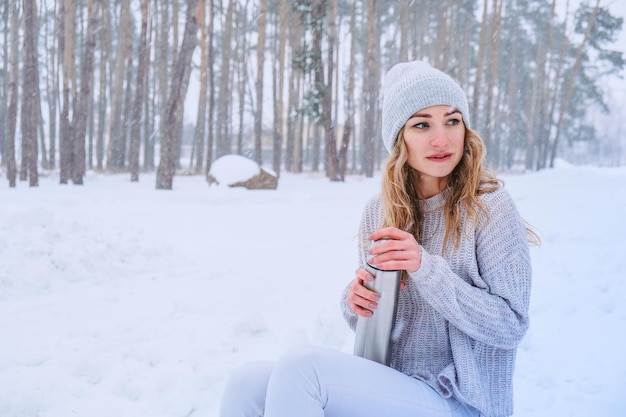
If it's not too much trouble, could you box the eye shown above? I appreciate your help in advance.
[446,118,461,126]
[412,122,429,129]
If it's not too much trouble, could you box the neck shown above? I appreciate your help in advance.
[412,171,447,199]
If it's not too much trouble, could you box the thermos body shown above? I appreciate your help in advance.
[353,263,402,366]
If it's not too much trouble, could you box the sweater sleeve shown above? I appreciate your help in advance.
[410,189,532,349]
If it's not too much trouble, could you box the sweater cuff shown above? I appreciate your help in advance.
[408,247,435,283]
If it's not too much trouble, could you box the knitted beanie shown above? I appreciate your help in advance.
[381,60,470,154]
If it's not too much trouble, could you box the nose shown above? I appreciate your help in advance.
[430,126,448,148]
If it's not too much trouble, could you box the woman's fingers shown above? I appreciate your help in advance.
[367,228,422,273]
[348,269,380,317]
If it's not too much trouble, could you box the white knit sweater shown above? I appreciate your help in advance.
[341,186,532,417]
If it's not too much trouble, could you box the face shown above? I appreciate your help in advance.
[401,105,465,198]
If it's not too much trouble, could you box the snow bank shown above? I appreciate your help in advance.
[1,165,625,416]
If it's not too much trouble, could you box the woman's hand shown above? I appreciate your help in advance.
[368,227,422,273]
[347,268,380,317]
[347,265,410,318]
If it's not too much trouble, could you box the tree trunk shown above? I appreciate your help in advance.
[0,0,8,166]
[271,0,287,176]
[193,0,207,174]
[204,0,216,176]
[338,0,357,181]
[44,0,58,169]
[483,0,502,166]
[216,0,234,158]
[156,0,170,172]
[362,0,378,177]
[72,0,98,185]
[129,0,149,182]
[59,0,76,184]
[22,0,39,186]
[5,0,19,187]
[107,0,131,170]
[324,0,339,181]
[156,0,200,190]
[471,0,489,129]
[236,2,249,155]
[96,6,109,170]
[254,0,268,164]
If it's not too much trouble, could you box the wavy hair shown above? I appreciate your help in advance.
[380,127,538,250]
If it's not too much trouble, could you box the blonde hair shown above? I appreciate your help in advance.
[380,127,539,250]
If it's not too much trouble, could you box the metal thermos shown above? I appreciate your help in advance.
[353,240,402,366]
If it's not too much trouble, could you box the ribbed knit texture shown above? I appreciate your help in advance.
[382,60,470,154]
[341,187,532,417]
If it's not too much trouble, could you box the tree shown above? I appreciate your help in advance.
[156,0,200,190]
[215,0,234,158]
[193,0,208,174]
[129,0,149,182]
[107,0,131,170]
[204,0,216,176]
[21,0,39,186]
[254,0,268,165]
[5,0,19,187]
[72,0,99,185]
[59,0,76,184]
[362,0,379,177]
[271,0,288,176]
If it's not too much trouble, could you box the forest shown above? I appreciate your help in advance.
[0,0,623,189]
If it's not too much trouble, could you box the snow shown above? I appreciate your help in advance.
[208,154,260,185]
[1,162,625,417]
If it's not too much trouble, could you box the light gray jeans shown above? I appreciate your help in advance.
[219,345,480,417]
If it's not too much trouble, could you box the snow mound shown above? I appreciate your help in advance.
[209,155,260,186]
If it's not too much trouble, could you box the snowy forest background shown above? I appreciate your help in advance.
[0,0,625,189]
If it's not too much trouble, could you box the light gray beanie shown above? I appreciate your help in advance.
[381,60,470,153]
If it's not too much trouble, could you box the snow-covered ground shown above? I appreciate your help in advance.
[1,161,625,417]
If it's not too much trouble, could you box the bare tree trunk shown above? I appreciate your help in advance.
[483,0,501,166]
[204,0,216,176]
[236,1,249,155]
[129,0,149,182]
[107,0,131,170]
[193,0,207,174]
[5,0,19,187]
[272,0,287,176]
[324,0,339,181]
[0,0,8,166]
[216,0,234,157]
[310,0,324,173]
[156,0,170,172]
[96,5,110,170]
[471,0,489,129]
[156,0,199,190]
[338,0,357,181]
[43,0,57,169]
[59,0,76,184]
[362,0,378,178]
[286,6,305,173]
[22,0,39,186]
[253,0,268,164]
[72,0,98,185]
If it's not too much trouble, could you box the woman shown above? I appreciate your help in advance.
[219,60,535,417]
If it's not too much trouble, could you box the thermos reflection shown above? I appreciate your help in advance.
[353,239,402,366]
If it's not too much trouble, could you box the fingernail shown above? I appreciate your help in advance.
[364,311,373,317]
[371,294,380,301]
[365,274,374,282]
[369,302,378,309]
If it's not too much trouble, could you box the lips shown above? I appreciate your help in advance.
[426,153,452,161]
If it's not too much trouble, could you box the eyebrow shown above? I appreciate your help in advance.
[410,109,460,118]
